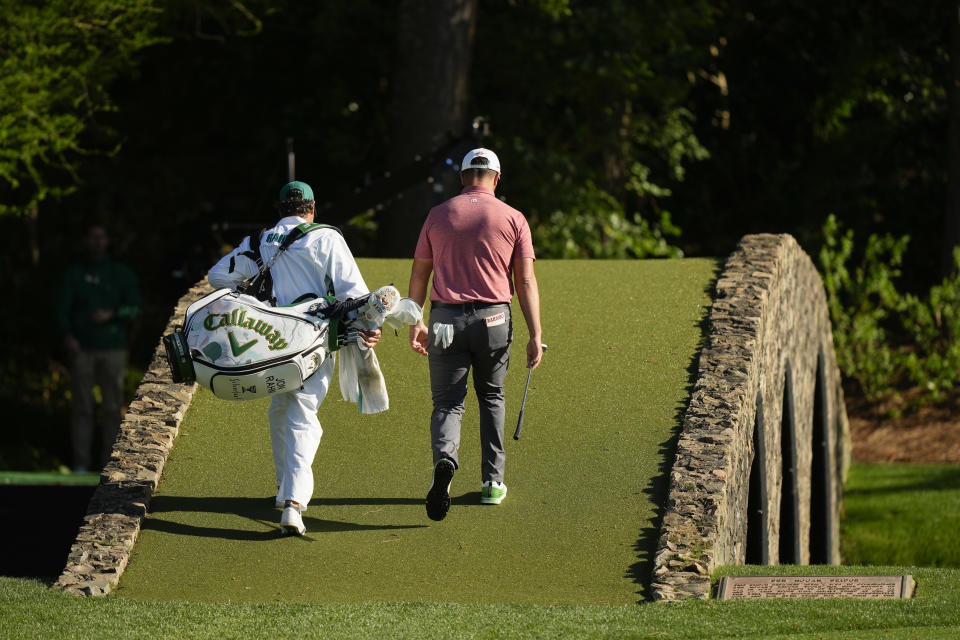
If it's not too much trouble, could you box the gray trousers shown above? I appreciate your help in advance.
[428,303,512,484]
[71,349,126,470]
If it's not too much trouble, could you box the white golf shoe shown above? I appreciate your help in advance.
[280,503,306,536]
[276,498,306,512]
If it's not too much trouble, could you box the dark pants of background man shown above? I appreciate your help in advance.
[70,349,126,471]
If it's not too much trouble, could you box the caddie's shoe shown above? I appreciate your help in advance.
[275,498,306,512]
[426,459,455,521]
[280,503,306,536]
[480,481,507,505]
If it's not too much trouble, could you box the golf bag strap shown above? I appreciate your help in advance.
[229,228,267,274]
[290,292,319,304]
[281,223,342,250]
[324,295,341,352]
[236,223,341,305]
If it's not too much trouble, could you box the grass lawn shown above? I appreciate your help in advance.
[4,565,959,639]
[841,463,960,567]
[113,258,717,605]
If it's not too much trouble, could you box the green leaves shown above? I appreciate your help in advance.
[473,0,716,259]
[534,180,683,259]
[0,0,163,217]
[820,214,960,403]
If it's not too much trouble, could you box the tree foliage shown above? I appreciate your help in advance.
[677,0,949,283]
[472,0,716,258]
[820,214,960,403]
[0,0,163,216]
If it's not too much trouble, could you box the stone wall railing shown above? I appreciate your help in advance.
[56,279,213,596]
[651,234,851,600]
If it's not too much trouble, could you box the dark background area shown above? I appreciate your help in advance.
[1,0,954,471]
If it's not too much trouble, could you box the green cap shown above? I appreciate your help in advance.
[278,180,314,201]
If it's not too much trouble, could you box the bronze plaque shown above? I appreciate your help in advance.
[715,575,915,600]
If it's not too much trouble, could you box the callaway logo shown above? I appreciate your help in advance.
[227,331,257,356]
[203,308,289,351]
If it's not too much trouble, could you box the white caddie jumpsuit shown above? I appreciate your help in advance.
[208,216,369,507]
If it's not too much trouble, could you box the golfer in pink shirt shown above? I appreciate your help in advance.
[408,148,543,521]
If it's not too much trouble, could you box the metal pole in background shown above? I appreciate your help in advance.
[286,137,295,182]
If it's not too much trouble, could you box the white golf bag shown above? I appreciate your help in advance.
[163,285,421,410]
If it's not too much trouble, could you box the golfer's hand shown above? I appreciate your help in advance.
[410,322,428,356]
[359,328,381,349]
[526,339,543,370]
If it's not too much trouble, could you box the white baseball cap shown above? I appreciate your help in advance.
[461,148,501,174]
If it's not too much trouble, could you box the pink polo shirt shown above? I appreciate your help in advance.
[415,185,535,303]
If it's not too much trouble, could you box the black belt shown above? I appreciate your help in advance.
[431,301,508,311]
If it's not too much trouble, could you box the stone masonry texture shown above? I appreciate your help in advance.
[56,279,214,596]
[651,233,850,600]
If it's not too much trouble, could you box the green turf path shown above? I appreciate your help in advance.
[115,258,717,605]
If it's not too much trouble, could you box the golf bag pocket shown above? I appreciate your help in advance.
[200,361,306,401]
[162,328,195,383]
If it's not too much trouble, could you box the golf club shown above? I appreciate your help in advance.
[513,343,546,440]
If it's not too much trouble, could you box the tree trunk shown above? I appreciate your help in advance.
[27,203,39,266]
[377,0,477,257]
[946,2,960,275]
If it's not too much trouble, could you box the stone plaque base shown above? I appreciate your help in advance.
[716,575,915,600]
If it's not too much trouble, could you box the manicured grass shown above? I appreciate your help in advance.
[4,565,960,639]
[114,258,718,605]
[0,471,99,485]
[840,463,960,568]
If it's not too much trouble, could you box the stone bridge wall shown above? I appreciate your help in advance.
[56,280,213,596]
[651,233,851,600]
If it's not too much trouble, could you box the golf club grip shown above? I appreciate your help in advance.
[514,408,525,440]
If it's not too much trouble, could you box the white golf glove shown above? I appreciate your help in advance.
[433,323,454,349]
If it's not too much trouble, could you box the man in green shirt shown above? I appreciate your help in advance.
[57,225,142,472]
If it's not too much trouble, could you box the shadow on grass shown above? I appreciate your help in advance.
[628,434,679,601]
[453,490,484,505]
[310,496,422,506]
[308,491,485,507]
[141,517,284,541]
[627,266,719,602]
[844,466,960,497]
[144,495,427,540]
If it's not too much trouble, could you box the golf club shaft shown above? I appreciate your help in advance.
[513,343,546,440]
[513,369,532,440]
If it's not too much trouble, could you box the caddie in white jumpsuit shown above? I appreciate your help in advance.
[208,181,380,535]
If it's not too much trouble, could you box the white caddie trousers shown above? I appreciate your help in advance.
[208,216,369,508]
